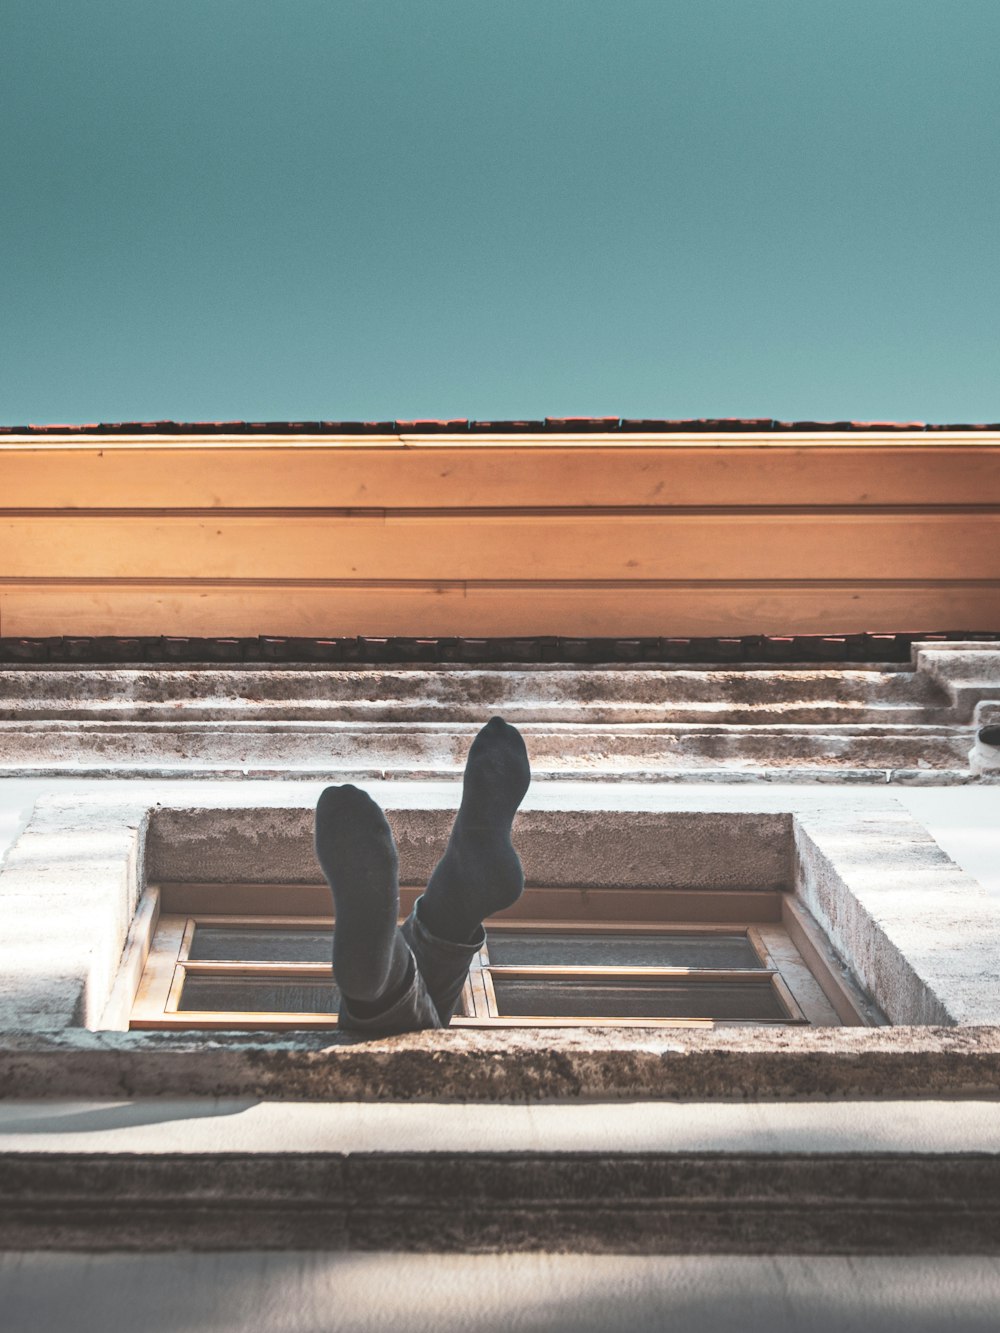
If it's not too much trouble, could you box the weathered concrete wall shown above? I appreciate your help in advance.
[912,642,1000,718]
[3,1099,1000,1253]
[146,805,792,889]
[0,800,148,1031]
[972,698,1000,776]
[0,662,956,722]
[5,1252,1000,1333]
[3,1024,1000,1102]
[2,644,996,782]
[794,810,1000,1025]
[4,792,999,1062]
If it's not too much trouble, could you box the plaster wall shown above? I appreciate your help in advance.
[4,1252,1000,1333]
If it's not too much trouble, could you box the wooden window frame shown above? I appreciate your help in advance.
[128,882,874,1031]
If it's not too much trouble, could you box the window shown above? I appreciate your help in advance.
[129,881,872,1030]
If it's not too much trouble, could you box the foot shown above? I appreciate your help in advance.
[314,784,411,1005]
[419,717,531,943]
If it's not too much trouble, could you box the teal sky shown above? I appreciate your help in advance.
[2,0,998,423]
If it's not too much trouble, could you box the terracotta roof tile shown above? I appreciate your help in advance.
[544,416,621,431]
[926,421,1000,431]
[468,420,545,432]
[621,418,775,432]
[393,419,470,432]
[1,418,996,435]
[2,631,997,665]
[773,419,927,432]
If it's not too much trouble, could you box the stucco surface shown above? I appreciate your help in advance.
[3,1097,1000,1155]
[3,773,997,895]
[4,1252,1000,1333]
[794,811,1000,1025]
[3,777,996,898]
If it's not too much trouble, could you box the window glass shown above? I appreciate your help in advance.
[491,976,789,1022]
[486,929,763,969]
[179,975,340,1013]
[188,925,332,963]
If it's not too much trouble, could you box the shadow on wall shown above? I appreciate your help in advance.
[0,1099,257,1137]
[3,1253,1000,1333]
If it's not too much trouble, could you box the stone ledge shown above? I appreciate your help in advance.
[0,762,979,785]
[3,1148,999,1253]
[793,811,1000,1025]
[4,793,999,1042]
[2,1026,999,1101]
[5,1099,1000,1253]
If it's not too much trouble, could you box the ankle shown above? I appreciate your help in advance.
[339,936,413,1013]
[415,893,482,946]
[345,953,415,1017]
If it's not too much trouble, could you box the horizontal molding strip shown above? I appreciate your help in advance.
[3,632,994,665]
[4,431,1000,445]
[4,577,1000,590]
[4,582,999,637]
[4,504,1000,519]
[2,513,998,580]
[4,443,1000,508]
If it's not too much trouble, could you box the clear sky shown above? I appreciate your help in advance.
[2,0,998,423]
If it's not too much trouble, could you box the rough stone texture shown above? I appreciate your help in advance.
[0,650,996,781]
[2,1026,999,1101]
[0,663,955,724]
[794,811,1000,1025]
[3,1148,999,1253]
[0,719,973,778]
[5,758,979,785]
[0,799,148,1031]
[146,805,792,890]
[971,699,1000,776]
[3,1097,1000,1253]
[912,642,1000,719]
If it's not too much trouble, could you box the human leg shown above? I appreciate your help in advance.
[314,784,410,1005]
[315,784,440,1033]
[407,716,531,1021]
[314,717,531,1033]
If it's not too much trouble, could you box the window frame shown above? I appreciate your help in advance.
[128,882,870,1031]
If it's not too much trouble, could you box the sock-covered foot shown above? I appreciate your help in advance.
[314,784,412,1007]
[419,717,531,943]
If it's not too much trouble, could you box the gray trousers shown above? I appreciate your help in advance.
[337,895,484,1035]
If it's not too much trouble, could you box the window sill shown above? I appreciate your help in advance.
[2,1023,999,1101]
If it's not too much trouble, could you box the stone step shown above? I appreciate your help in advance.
[0,665,955,725]
[3,1100,999,1253]
[0,719,973,777]
[0,645,995,780]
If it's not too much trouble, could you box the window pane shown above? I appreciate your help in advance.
[490,976,788,1022]
[178,975,339,1013]
[188,926,332,963]
[486,930,763,969]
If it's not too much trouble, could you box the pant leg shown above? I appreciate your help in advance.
[336,896,482,1035]
[401,895,485,1026]
[336,942,443,1035]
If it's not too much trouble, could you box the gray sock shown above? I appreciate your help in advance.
[314,784,412,1008]
[419,717,531,944]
